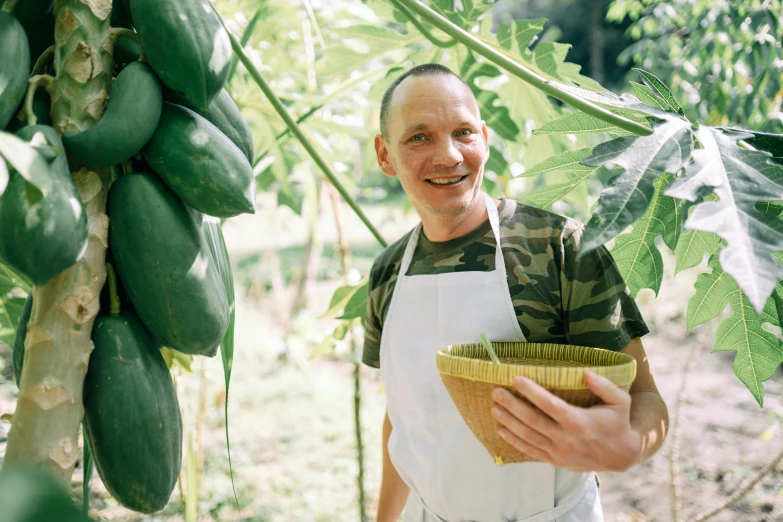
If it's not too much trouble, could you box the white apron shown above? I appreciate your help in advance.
[380,193,602,522]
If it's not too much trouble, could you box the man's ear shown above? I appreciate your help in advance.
[481,121,489,154]
[375,134,396,178]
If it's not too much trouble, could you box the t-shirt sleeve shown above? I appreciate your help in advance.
[560,224,649,351]
[362,263,383,369]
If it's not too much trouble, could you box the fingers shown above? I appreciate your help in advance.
[492,388,559,437]
[584,371,631,407]
[497,427,552,463]
[492,404,554,452]
[509,376,574,423]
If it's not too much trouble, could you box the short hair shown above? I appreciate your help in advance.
[379,64,470,138]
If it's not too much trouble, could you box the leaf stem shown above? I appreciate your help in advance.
[109,28,144,61]
[393,0,653,136]
[105,263,120,316]
[389,0,457,48]
[31,45,55,76]
[216,9,388,248]
[24,75,55,127]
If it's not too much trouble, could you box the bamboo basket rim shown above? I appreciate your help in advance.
[436,341,636,390]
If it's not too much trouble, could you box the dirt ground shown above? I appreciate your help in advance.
[1,200,782,521]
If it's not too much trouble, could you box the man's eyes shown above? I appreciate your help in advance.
[408,129,473,142]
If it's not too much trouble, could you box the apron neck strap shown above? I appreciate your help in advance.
[399,192,503,276]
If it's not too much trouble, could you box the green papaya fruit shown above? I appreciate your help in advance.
[0,126,88,285]
[63,61,162,167]
[84,310,182,513]
[166,87,254,163]
[131,0,231,110]
[12,293,32,387]
[1,11,31,128]
[108,173,229,356]
[142,102,255,217]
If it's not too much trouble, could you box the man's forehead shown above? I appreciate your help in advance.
[389,74,480,119]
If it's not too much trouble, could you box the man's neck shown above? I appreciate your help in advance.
[419,196,499,243]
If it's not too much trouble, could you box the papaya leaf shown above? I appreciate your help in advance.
[496,18,545,54]
[461,54,519,141]
[522,147,594,177]
[675,231,722,275]
[199,214,239,511]
[579,117,692,253]
[0,131,56,198]
[324,26,421,78]
[431,0,492,28]
[0,157,7,196]
[533,42,571,80]
[323,280,366,319]
[0,263,30,347]
[743,131,783,160]
[634,68,685,116]
[486,146,508,176]
[338,279,369,322]
[665,127,783,314]
[521,167,596,209]
[610,173,678,297]
[629,82,670,112]
[532,113,620,135]
[548,81,671,120]
[673,193,720,274]
[690,257,783,407]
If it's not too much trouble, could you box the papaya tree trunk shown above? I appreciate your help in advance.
[3,0,113,486]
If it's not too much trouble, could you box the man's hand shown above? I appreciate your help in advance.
[491,371,642,473]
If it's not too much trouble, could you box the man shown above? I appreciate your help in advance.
[363,63,669,522]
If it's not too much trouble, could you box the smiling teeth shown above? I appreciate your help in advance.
[430,176,463,185]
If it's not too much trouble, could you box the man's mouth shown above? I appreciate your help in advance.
[427,176,466,185]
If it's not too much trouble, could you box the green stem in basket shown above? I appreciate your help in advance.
[479,332,501,365]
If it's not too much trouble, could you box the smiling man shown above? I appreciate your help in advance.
[364,64,669,522]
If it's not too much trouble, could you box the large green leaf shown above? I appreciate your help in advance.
[579,117,692,252]
[665,127,783,313]
[674,194,722,274]
[460,53,519,141]
[610,173,679,296]
[199,215,239,508]
[431,0,492,28]
[0,131,58,199]
[688,256,783,407]
[634,68,685,117]
[323,25,421,78]
[629,82,670,113]
[521,168,596,210]
[532,113,620,135]
[496,18,545,54]
[521,147,594,177]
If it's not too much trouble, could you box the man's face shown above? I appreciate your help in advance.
[375,74,489,220]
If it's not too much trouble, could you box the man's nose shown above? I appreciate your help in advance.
[432,137,463,167]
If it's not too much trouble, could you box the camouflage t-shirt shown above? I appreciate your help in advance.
[362,199,649,368]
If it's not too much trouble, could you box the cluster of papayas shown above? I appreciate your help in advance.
[2,0,253,514]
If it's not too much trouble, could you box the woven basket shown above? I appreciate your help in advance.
[436,342,636,465]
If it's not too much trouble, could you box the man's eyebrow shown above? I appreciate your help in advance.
[402,123,429,135]
[401,120,477,136]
